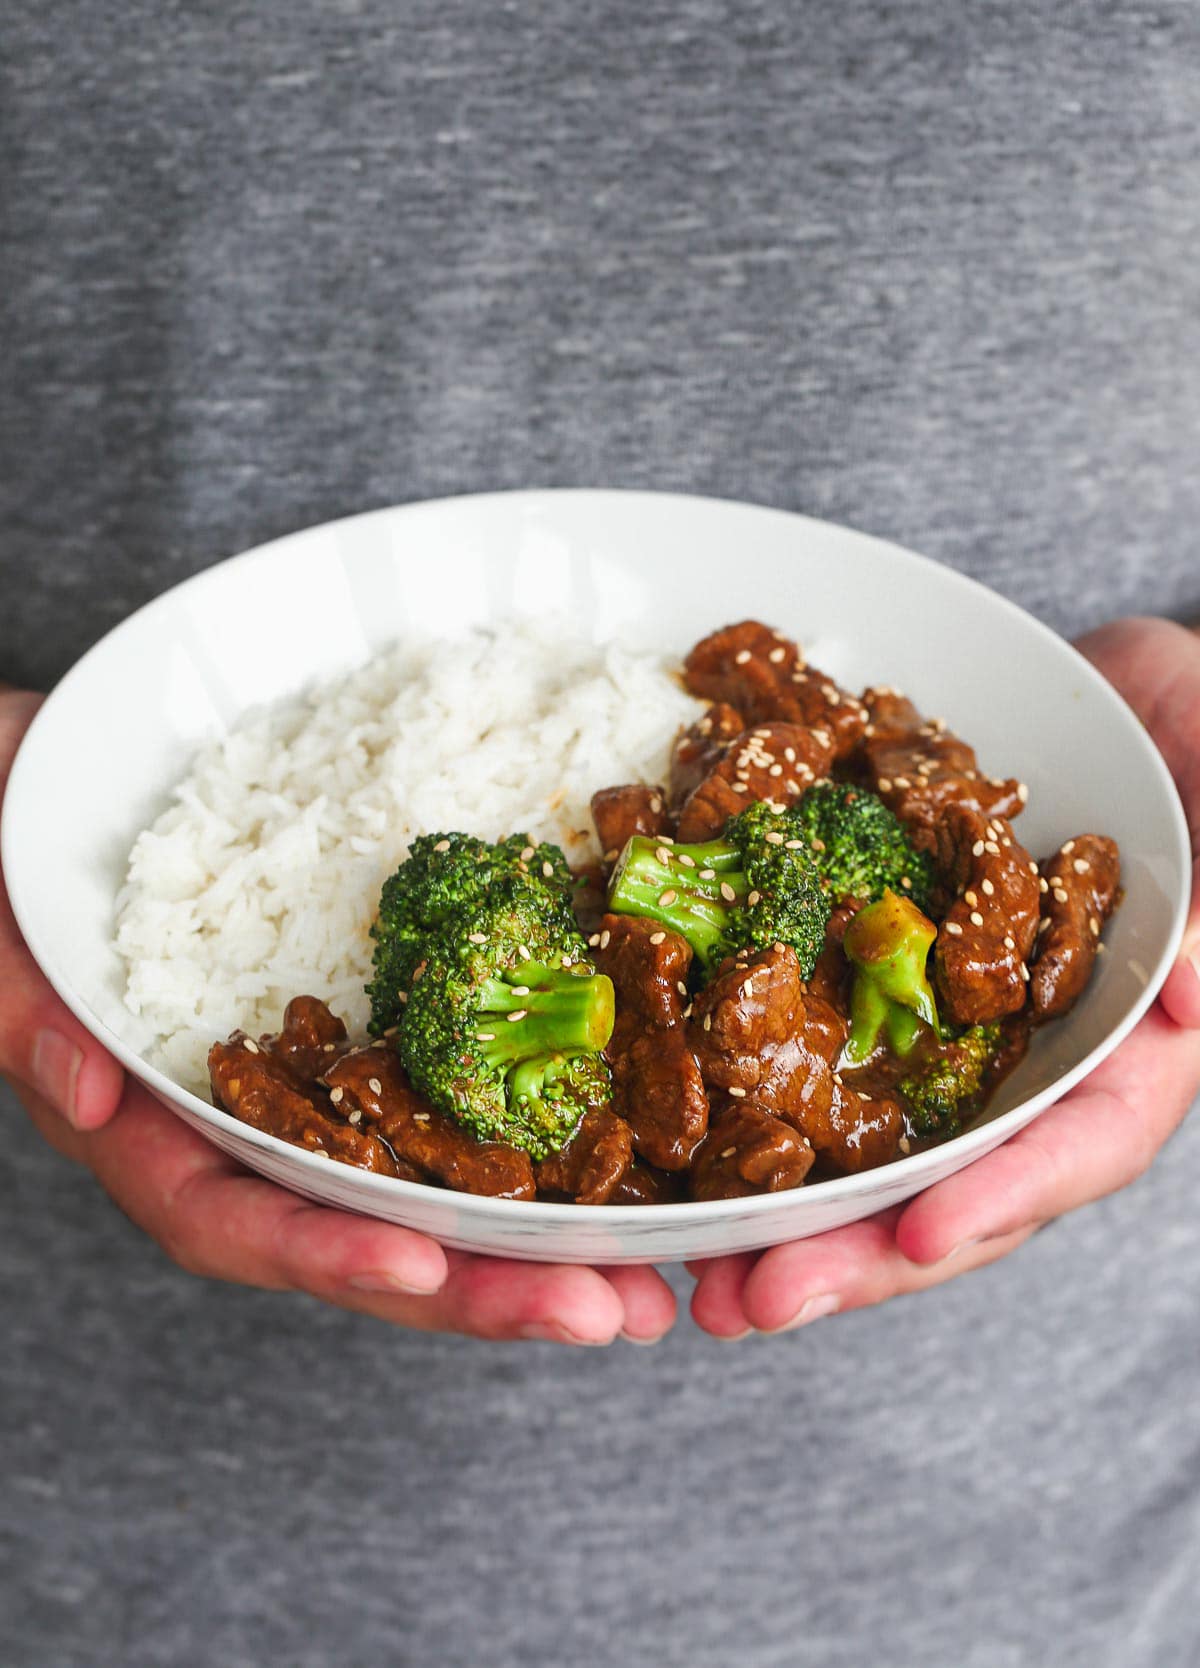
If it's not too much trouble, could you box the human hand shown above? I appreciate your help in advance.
[1,691,675,1345]
[689,617,1200,1338]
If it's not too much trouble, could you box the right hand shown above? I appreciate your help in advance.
[1,690,676,1346]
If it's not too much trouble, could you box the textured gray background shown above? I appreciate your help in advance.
[2,4,1199,1665]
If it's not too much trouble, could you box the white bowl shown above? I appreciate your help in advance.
[3,492,1190,1263]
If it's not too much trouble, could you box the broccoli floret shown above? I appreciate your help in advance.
[898,1022,1004,1137]
[841,889,940,1065]
[367,831,577,1035]
[605,800,830,978]
[794,783,936,911]
[397,879,615,1159]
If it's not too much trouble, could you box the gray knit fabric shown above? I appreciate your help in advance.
[2,4,1198,1665]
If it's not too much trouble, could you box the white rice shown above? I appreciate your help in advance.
[114,619,705,1093]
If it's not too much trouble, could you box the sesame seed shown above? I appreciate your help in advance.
[810,837,826,853]
[702,1010,713,1032]
[368,1077,382,1095]
[542,860,554,878]
[521,845,535,861]
[784,747,796,762]
[511,986,530,997]
[1090,916,1100,935]
[765,830,784,845]
[731,781,749,793]
[728,1086,747,1098]
[747,890,761,907]
[899,1136,911,1155]
[1017,783,1029,803]
[1073,858,1090,874]
[972,840,985,857]
[985,840,1000,855]
[469,932,487,944]
[769,646,786,663]
[1039,877,1049,894]
[720,881,737,902]
[433,839,451,853]
[1020,963,1030,981]
[312,1149,332,1160]
[784,838,803,850]
[1037,918,1050,934]
[1054,888,1069,904]
[741,979,754,999]
[1028,860,1039,875]
[649,796,663,814]
[965,889,978,907]
[604,848,618,864]
[519,945,531,960]
[589,933,601,947]
[507,1009,528,1023]
[970,910,984,927]
[734,649,752,664]
[397,990,409,1004]
[659,888,678,906]
[677,853,696,868]
[323,1042,336,1052]
[244,1038,260,1054]
[677,980,688,996]
[649,930,666,945]
[982,878,995,896]
[1062,840,1076,855]
[945,921,964,936]
[1004,934,1016,949]
[720,1146,738,1159]
[878,778,892,792]
[348,1110,362,1126]
[655,845,672,865]
[659,835,675,845]
[894,776,911,790]
[900,876,913,891]
[413,1112,431,1123]
[476,1032,496,1041]
[330,1087,344,1105]
[600,930,611,949]
[699,867,716,880]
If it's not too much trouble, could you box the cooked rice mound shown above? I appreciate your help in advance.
[115,620,703,1093]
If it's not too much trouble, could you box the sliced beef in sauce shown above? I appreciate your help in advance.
[609,1160,686,1206]
[674,772,750,843]
[1030,835,1121,1019]
[209,1034,406,1178]
[534,1106,634,1203]
[259,994,350,1085]
[933,804,1041,1026]
[860,686,1026,853]
[669,702,746,807]
[591,783,673,864]
[592,912,692,1031]
[683,621,867,758]
[324,1044,536,1199]
[691,1102,815,1200]
[675,720,837,842]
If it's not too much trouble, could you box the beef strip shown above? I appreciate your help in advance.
[592,912,692,1030]
[591,913,709,1168]
[805,899,860,1011]
[687,942,903,1172]
[607,1029,709,1170]
[669,702,745,807]
[690,1101,815,1200]
[933,804,1042,1026]
[534,1106,634,1203]
[860,686,1026,853]
[209,1034,405,1177]
[674,772,750,842]
[609,1161,686,1205]
[591,784,673,864]
[259,994,350,1085]
[675,720,837,841]
[1030,835,1121,1019]
[682,620,867,758]
[323,1044,536,1199]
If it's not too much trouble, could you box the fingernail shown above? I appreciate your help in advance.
[619,1329,664,1347]
[714,1327,753,1342]
[347,1269,444,1296]
[518,1322,609,1346]
[770,1293,840,1334]
[32,1029,83,1126]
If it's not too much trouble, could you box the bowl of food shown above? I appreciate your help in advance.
[3,491,1189,1262]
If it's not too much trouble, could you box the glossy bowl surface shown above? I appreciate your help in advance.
[3,491,1189,1261]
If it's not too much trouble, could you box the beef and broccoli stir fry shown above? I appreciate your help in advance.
[209,620,1121,1204]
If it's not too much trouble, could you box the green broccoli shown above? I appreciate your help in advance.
[397,877,615,1159]
[367,830,577,1035]
[794,782,936,911]
[605,799,830,979]
[841,889,940,1065]
[898,1022,1004,1137]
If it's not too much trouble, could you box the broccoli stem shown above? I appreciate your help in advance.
[842,890,940,1065]
[607,835,748,961]
[474,964,615,1067]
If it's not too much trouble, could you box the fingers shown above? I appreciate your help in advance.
[896,996,1200,1264]
[0,690,126,1128]
[1075,617,1200,1029]
[22,1081,674,1344]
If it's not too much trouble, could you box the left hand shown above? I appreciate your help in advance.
[688,616,1200,1337]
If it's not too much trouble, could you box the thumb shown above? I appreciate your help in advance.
[1074,618,1200,1029]
[0,690,126,1127]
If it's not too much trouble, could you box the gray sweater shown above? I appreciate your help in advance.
[3,5,1198,1665]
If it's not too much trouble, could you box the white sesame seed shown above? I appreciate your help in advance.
[1073,858,1090,874]
[901,876,912,890]
[677,853,696,867]
[659,888,678,907]
[677,980,688,995]
[728,1086,747,1098]
[734,649,752,664]
[511,986,530,997]
[366,1076,382,1095]
[323,1042,336,1052]
[600,930,611,949]
[720,881,737,902]
[1054,888,1069,904]
[655,845,672,865]
[468,932,487,944]
[413,1112,431,1123]
[243,1037,260,1054]
[1020,963,1030,981]
[433,839,451,853]
[699,867,716,880]
[768,646,786,663]
[312,1149,332,1160]
[589,932,601,947]
[899,1136,911,1155]
[765,830,784,845]
[985,840,1000,855]
[720,1146,738,1158]
[1039,877,1049,894]
[703,1013,712,1031]
[878,778,893,792]
[1004,934,1016,950]
[784,838,803,850]
[649,930,666,945]
[1090,916,1100,935]
[965,889,978,907]
[649,796,664,814]
[1062,840,1076,855]
[970,910,984,927]
[1017,783,1029,803]
[982,878,995,896]
[972,840,985,857]
[542,860,554,878]
[476,1032,496,1041]
[748,890,761,906]
[348,1110,362,1126]
[507,1009,528,1023]
[741,979,754,999]
[330,1087,344,1105]
[945,921,964,936]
